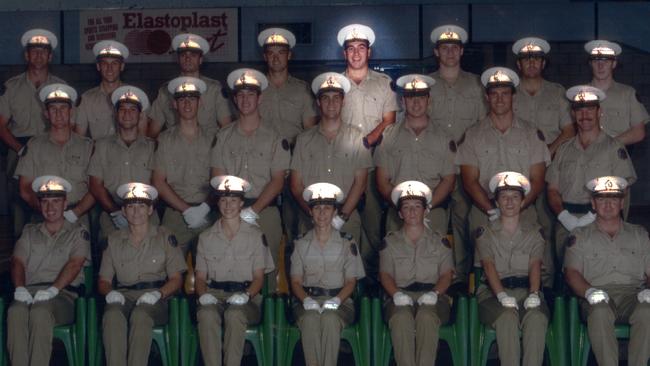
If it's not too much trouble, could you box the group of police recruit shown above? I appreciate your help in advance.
[1,21,649,366]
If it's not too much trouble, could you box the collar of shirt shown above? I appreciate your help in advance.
[117,224,158,249]
[571,129,607,151]
[37,220,74,241]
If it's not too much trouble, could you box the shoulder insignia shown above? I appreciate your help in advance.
[537,129,545,142]
[441,236,451,248]
[211,135,217,149]
[261,234,269,247]
[474,226,485,239]
[449,140,457,153]
[350,243,358,256]
[221,86,230,99]
[457,133,466,146]
[168,235,178,247]
[618,148,628,160]
[566,235,577,248]
[81,229,90,241]
[281,139,290,151]
[379,239,387,251]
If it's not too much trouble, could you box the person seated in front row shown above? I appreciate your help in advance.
[98,182,186,366]
[476,171,548,366]
[379,180,454,366]
[290,182,366,366]
[195,175,275,366]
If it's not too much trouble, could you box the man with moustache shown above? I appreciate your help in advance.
[0,29,67,237]
[148,33,231,138]
[547,86,636,265]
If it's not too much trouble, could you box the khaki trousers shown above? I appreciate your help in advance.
[196,289,262,366]
[293,296,356,366]
[384,291,451,366]
[7,288,76,366]
[478,287,549,366]
[580,286,650,366]
[102,289,169,366]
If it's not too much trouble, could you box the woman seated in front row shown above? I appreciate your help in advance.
[379,180,454,366]
[290,182,366,366]
[476,171,548,366]
[194,175,275,366]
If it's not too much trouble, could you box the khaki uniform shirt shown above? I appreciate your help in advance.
[148,75,231,136]
[341,70,398,136]
[291,230,366,289]
[546,132,637,204]
[427,70,487,142]
[564,221,650,288]
[13,221,90,287]
[88,134,155,202]
[153,126,213,204]
[259,75,317,144]
[99,225,187,287]
[16,133,93,205]
[210,120,290,199]
[591,81,650,138]
[291,123,372,194]
[476,220,545,278]
[379,228,453,288]
[374,120,456,190]
[195,220,275,283]
[0,72,66,137]
[455,116,551,195]
[514,79,572,143]
[74,85,116,139]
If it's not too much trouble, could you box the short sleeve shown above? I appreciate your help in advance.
[290,242,304,278]
[270,134,291,173]
[613,143,637,185]
[87,142,104,179]
[254,234,276,274]
[476,230,495,264]
[381,80,399,114]
[15,138,37,178]
[12,228,31,262]
[528,128,552,167]
[301,88,317,120]
[195,233,209,273]
[563,235,584,273]
[210,131,227,170]
[629,89,650,126]
[438,242,454,275]
[454,130,479,167]
[378,241,394,277]
[528,230,545,262]
[70,226,91,261]
[343,240,366,280]
[98,245,116,281]
[164,234,188,276]
[558,95,572,128]
[147,87,170,127]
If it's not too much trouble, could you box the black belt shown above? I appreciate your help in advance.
[209,281,250,292]
[401,282,435,292]
[303,286,342,297]
[117,280,165,290]
[501,276,530,289]
[563,202,593,215]
[28,282,84,296]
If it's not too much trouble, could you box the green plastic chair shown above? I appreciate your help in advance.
[468,268,568,366]
[371,295,469,366]
[178,295,275,366]
[567,296,643,366]
[274,290,371,366]
[88,295,180,366]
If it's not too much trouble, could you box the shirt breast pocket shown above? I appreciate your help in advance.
[363,94,383,123]
[509,252,530,273]
[393,256,414,284]
[279,99,302,123]
[619,249,644,280]
[416,254,439,282]
[477,146,497,166]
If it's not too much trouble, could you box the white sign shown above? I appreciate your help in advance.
[79,8,238,63]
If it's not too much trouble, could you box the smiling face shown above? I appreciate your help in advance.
[25,46,52,70]
[434,43,463,68]
[592,195,624,221]
[495,189,524,218]
[344,40,371,71]
[403,94,429,119]
[234,89,261,116]
[39,195,67,223]
[517,56,545,79]
[117,102,141,130]
[46,102,72,130]
[572,105,601,133]
[486,86,514,116]
[398,198,426,226]
[122,202,153,226]
[317,91,344,120]
[173,95,200,120]
[263,45,291,73]
[217,195,244,220]
[310,203,337,229]
[97,57,124,83]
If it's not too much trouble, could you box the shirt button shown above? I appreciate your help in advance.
[327,168,331,173]
[125,162,129,165]
[448,124,452,128]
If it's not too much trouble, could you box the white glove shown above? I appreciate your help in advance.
[331,215,346,231]
[637,289,650,303]
[524,293,541,309]
[33,286,60,303]
[14,286,33,304]
[183,202,210,229]
[393,291,414,306]
[240,207,260,226]
[136,290,162,305]
[199,293,219,305]
[105,290,125,305]
[487,208,500,222]
[227,292,250,305]
[496,291,518,309]
[110,211,129,229]
[303,297,321,311]
[63,210,78,224]
[322,297,341,311]
[417,291,438,305]
[576,212,596,228]
[585,288,609,305]
[558,210,579,232]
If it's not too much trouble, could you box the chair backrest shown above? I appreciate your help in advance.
[83,265,93,296]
